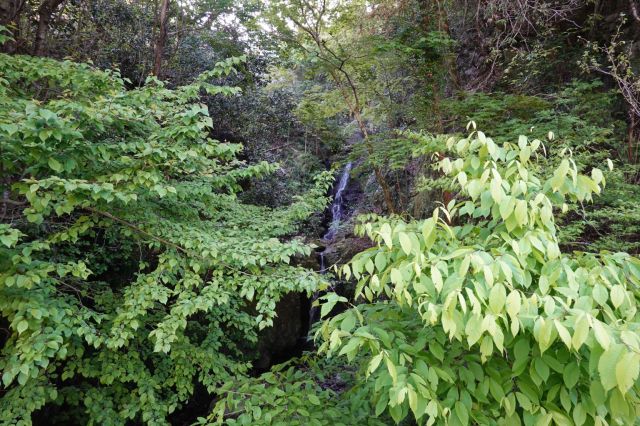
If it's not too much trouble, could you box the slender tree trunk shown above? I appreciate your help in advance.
[435,0,461,92]
[631,0,640,23]
[153,0,169,78]
[33,0,65,56]
[322,53,396,213]
[326,67,397,214]
[0,0,25,53]
[628,112,639,164]
[0,0,23,27]
[287,8,396,213]
[351,106,397,214]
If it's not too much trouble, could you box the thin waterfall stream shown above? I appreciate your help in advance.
[309,162,352,326]
[323,162,352,242]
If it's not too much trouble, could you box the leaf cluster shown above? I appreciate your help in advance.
[318,129,640,425]
[0,53,330,425]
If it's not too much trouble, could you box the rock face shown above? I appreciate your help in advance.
[254,156,366,371]
[254,291,309,371]
[322,233,372,270]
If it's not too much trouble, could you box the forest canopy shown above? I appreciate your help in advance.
[2,1,640,425]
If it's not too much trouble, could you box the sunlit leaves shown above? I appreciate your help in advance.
[320,293,348,318]
[202,356,383,426]
[571,314,590,350]
[611,285,625,308]
[0,54,329,424]
[379,223,393,248]
[318,129,640,425]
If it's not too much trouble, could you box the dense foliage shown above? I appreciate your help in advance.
[0,51,329,424]
[201,355,385,425]
[320,129,640,425]
[3,1,640,425]
[431,81,640,254]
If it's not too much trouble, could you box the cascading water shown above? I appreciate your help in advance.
[322,162,352,242]
[308,162,353,326]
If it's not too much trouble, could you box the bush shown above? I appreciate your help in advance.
[0,52,330,424]
[200,354,386,425]
[319,129,640,425]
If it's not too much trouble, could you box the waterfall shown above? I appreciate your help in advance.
[322,162,352,242]
[308,162,352,327]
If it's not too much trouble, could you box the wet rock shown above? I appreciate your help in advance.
[254,291,308,371]
[322,233,372,269]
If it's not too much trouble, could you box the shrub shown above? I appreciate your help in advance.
[318,128,640,425]
[0,52,330,424]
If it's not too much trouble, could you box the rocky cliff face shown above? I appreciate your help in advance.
[255,292,309,371]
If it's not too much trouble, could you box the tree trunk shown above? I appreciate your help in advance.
[0,0,22,26]
[33,0,65,56]
[287,7,397,213]
[435,0,461,93]
[628,112,639,164]
[153,0,169,78]
[352,107,397,214]
[631,0,640,23]
[0,0,25,53]
[0,0,10,21]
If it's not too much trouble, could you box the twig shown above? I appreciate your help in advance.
[85,206,189,254]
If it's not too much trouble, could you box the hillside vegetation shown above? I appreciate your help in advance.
[1,1,640,425]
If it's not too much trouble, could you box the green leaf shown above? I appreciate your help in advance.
[432,269,444,295]
[379,223,393,248]
[592,284,608,306]
[375,394,388,417]
[598,344,624,391]
[399,232,413,255]
[48,157,64,173]
[562,362,580,389]
[367,353,384,375]
[616,352,639,394]
[554,321,571,349]
[459,255,471,279]
[385,356,398,385]
[571,314,589,350]
[374,252,387,272]
[514,338,530,361]
[499,196,515,220]
[483,267,493,287]
[2,371,14,387]
[592,320,610,350]
[16,320,28,334]
[332,303,353,327]
[514,200,527,226]
[490,178,504,203]
[572,403,587,426]
[389,404,405,424]
[407,386,419,419]
[609,389,630,419]
[1,236,16,248]
[590,381,606,406]
[534,358,549,382]
[320,293,346,318]
[506,290,521,318]
[489,284,506,314]
[610,285,625,309]
[422,219,436,250]
[454,401,469,426]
